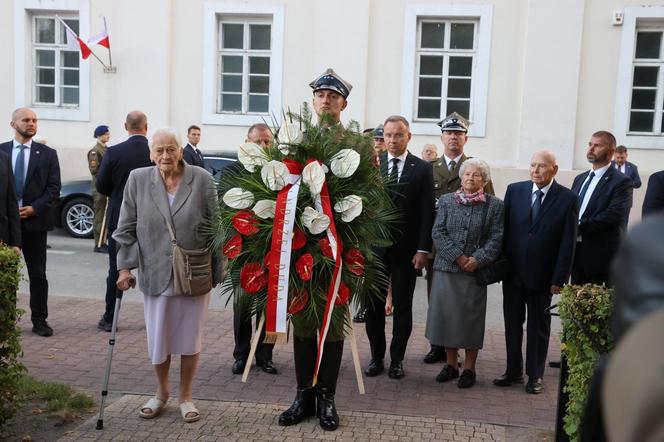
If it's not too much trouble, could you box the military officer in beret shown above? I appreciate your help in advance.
[88,125,110,253]
[423,112,495,364]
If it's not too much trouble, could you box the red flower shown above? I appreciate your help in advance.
[319,237,333,258]
[292,227,306,250]
[240,262,268,293]
[335,282,350,305]
[232,210,259,236]
[345,248,365,276]
[223,234,242,258]
[295,253,314,281]
[288,289,309,315]
[263,250,275,269]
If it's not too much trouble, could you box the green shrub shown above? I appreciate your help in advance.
[0,244,25,425]
[559,284,614,441]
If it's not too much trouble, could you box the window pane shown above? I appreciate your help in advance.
[222,23,244,49]
[633,66,659,86]
[222,75,242,92]
[419,77,442,97]
[421,22,444,49]
[417,99,441,119]
[446,100,470,119]
[250,24,271,50]
[36,68,55,85]
[631,89,656,110]
[448,79,471,98]
[450,23,474,49]
[635,32,662,59]
[37,86,55,103]
[62,69,79,86]
[249,95,269,113]
[222,55,243,73]
[59,19,79,44]
[62,87,79,104]
[250,56,270,74]
[36,18,55,44]
[628,111,654,132]
[62,51,79,68]
[36,49,55,67]
[221,94,242,111]
[449,57,473,76]
[249,76,269,93]
[420,55,443,75]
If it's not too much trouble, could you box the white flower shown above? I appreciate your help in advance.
[334,195,363,222]
[222,188,254,209]
[330,149,360,178]
[238,142,268,172]
[302,161,326,195]
[261,160,290,191]
[252,200,276,219]
[279,124,304,144]
[301,206,330,235]
[277,143,290,155]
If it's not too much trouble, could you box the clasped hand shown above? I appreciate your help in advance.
[116,269,136,291]
[456,255,478,273]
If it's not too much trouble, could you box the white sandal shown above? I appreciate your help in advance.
[179,401,200,423]
[139,397,167,419]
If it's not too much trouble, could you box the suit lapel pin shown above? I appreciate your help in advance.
[36,150,40,154]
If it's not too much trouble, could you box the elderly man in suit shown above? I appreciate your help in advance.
[0,150,21,252]
[495,150,578,394]
[95,111,152,332]
[0,108,61,336]
[642,170,664,217]
[571,131,633,286]
[182,125,205,168]
[364,115,435,379]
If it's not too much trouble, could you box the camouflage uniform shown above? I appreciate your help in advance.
[88,142,108,246]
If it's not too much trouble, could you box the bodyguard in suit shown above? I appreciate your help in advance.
[571,131,633,285]
[611,145,641,189]
[95,111,152,331]
[495,151,578,394]
[182,125,205,168]
[642,170,664,217]
[364,115,435,379]
[1,108,61,336]
[0,150,21,251]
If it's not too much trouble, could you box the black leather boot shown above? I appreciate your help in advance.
[278,387,316,426]
[316,386,339,431]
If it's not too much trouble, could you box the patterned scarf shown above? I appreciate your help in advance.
[454,188,486,206]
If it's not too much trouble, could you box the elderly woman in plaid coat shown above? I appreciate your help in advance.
[425,158,503,389]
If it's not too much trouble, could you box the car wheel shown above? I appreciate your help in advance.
[61,197,95,238]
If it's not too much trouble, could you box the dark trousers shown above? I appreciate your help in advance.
[365,252,417,362]
[233,307,274,364]
[103,233,119,322]
[21,229,48,323]
[293,335,343,393]
[571,242,611,286]
[502,280,553,379]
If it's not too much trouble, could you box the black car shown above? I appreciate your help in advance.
[56,150,238,238]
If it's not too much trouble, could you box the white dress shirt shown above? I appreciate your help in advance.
[531,180,553,205]
[386,150,408,181]
[578,163,611,221]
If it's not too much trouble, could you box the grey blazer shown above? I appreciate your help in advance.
[432,193,504,273]
[113,163,217,295]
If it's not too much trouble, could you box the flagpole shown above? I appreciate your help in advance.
[103,16,113,68]
[56,15,108,70]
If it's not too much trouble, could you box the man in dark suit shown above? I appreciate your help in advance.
[571,131,633,286]
[642,170,664,217]
[364,115,435,379]
[182,125,205,168]
[0,150,21,251]
[95,111,152,331]
[611,145,641,189]
[495,150,578,394]
[1,108,61,336]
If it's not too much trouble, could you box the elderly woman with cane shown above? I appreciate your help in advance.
[114,128,218,422]
[425,158,503,388]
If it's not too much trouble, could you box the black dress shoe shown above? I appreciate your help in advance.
[352,310,366,323]
[278,387,316,426]
[525,377,543,394]
[364,359,384,377]
[388,361,404,379]
[97,317,114,332]
[32,321,53,337]
[458,369,476,388]
[423,347,446,364]
[316,387,339,431]
[549,360,561,368]
[258,360,277,374]
[492,374,525,387]
[435,364,459,383]
[94,245,108,253]
[231,359,247,374]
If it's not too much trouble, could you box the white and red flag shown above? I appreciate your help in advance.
[56,16,92,59]
[88,30,110,49]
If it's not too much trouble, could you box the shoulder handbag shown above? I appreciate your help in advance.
[475,195,509,286]
[165,219,213,296]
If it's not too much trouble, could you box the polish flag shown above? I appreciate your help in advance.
[57,16,92,59]
[88,30,110,49]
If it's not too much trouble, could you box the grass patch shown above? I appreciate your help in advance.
[17,376,95,414]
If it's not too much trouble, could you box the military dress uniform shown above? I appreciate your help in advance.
[88,140,108,251]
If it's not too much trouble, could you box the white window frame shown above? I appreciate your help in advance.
[614,6,664,149]
[202,2,284,126]
[401,4,492,137]
[14,0,90,121]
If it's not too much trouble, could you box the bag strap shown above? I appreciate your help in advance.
[165,217,177,245]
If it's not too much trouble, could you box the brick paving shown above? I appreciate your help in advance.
[17,294,560,438]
